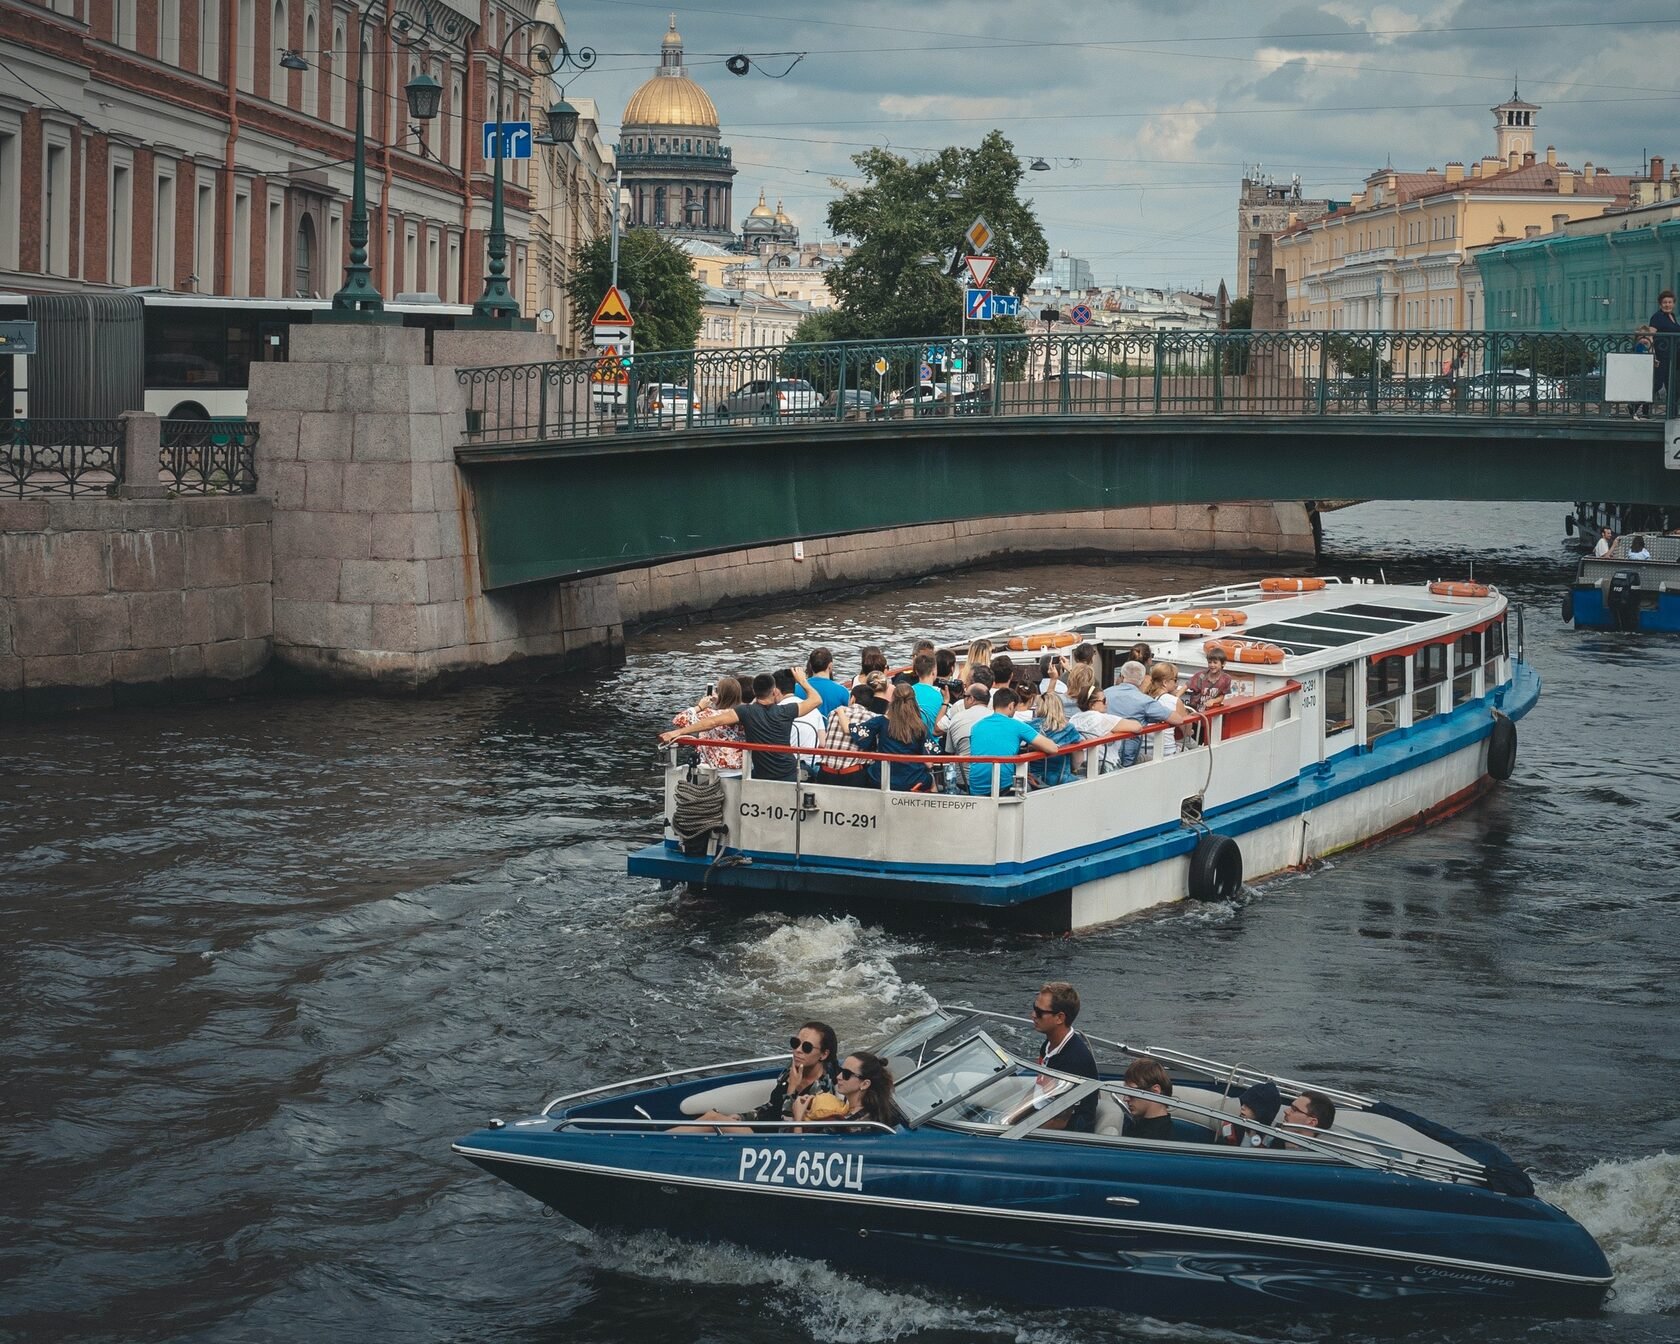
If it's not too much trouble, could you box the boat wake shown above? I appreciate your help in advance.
[723,913,937,1040]
[1539,1153,1680,1314]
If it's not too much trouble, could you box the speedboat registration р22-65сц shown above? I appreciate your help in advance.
[628,577,1535,930]
[453,1005,1613,1319]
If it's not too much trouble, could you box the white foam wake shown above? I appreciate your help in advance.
[1539,1152,1680,1314]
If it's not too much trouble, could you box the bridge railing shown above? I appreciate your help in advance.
[456,330,1676,447]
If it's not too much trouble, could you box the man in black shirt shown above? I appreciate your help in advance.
[1030,980,1099,1132]
[660,667,821,781]
[1120,1058,1176,1141]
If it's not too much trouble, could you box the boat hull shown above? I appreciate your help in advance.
[1568,581,1680,632]
[456,1135,1610,1319]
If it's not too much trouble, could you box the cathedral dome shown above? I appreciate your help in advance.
[748,190,775,220]
[622,17,719,129]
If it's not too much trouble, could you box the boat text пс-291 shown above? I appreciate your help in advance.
[453,1007,1612,1319]
[629,578,1535,929]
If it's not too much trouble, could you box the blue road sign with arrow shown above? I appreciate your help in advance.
[482,121,533,160]
[990,294,1020,317]
[966,288,993,320]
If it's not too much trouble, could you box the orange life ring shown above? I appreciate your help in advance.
[1429,580,1490,598]
[1145,609,1223,631]
[1214,608,1249,627]
[1260,577,1327,593]
[1006,631,1079,652]
[1203,637,1287,666]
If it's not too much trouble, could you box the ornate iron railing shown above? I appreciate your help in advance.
[455,329,1679,447]
[160,419,259,495]
[0,418,124,497]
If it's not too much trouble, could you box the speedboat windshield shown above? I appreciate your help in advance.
[871,1009,960,1066]
[894,1037,1012,1123]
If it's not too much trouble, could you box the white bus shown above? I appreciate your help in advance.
[2,290,474,420]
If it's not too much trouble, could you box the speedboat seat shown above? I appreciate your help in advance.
[680,1078,777,1117]
[1094,1094,1126,1136]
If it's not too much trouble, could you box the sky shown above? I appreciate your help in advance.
[554,1,1680,293]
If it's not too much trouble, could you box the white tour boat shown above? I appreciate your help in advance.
[628,578,1534,930]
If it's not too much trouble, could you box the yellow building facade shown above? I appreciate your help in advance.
[1273,94,1630,343]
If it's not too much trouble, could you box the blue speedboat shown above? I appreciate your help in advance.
[454,1007,1612,1319]
[1565,534,1680,631]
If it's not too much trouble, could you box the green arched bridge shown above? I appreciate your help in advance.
[453,329,1679,589]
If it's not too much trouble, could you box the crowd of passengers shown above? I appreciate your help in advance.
[658,639,1240,793]
[679,982,1338,1147]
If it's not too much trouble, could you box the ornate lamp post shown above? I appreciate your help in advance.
[307,2,469,323]
[468,29,594,328]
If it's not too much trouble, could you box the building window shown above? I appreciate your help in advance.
[272,0,289,104]
[266,196,283,294]
[295,214,316,295]
[108,160,133,285]
[154,169,177,287]
[159,0,180,62]
[237,0,254,89]
[113,0,137,45]
[0,123,19,271]
[199,0,219,77]
[233,187,251,295]
[448,73,462,165]
[195,179,215,290]
[43,140,71,276]
[326,206,342,284]
[426,231,439,296]
[303,11,318,113]
[332,22,348,125]
[402,223,416,292]
[446,233,459,301]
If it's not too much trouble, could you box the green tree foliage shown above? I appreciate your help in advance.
[565,228,702,352]
[1226,296,1253,330]
[822,131,1050,341]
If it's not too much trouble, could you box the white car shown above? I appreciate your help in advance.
[634,383,701,425]
[716,378,822,420]
[890,382,948,405]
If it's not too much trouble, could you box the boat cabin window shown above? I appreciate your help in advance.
[1366,653,1406,740]
[942,1068,1074,1129]
[1323,661,1357,736]
[1483,619,1505,682]
[894,1037,1009,1124]
[1452,631,1480,703]
[1412,643,1448,722]
[871,1009,960,1068]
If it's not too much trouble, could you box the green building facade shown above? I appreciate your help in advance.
[1475,212,1680,332]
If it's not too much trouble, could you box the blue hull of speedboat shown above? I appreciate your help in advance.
[1569,584,1680,631]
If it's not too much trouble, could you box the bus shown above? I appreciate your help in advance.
[2,290,475,420]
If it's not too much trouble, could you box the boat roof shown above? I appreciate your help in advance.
[997,579,1506,678]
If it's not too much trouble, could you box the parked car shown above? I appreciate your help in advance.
[889,382,948,406]
[949,385,995,415]
[716,378,822,420]
[824,388,880,416]
[634,383,701,426]
[1462,370,1562,402]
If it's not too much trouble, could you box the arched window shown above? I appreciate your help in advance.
[237,0,254,89]
[330,21,346,125]
[302,11,318,114]
[653,186,665,226]
[272,0,289,104]
[295,214,316,296]
[449,73,463,167]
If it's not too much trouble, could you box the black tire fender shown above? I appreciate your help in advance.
[1187,833,1243,901]
[1561,590,1574,624]
[1487,712,1517,781]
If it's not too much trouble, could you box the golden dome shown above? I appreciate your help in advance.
[622,16,719,130]
[774,199,791,225]
[748,189,774,219]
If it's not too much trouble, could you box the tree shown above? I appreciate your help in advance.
[1225,296,1253,330]
[565,228,702,353]
[821,131,1049,341]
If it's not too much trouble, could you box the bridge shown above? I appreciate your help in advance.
[453,329,1680,589]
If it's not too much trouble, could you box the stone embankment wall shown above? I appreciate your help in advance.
[616,503,1314,624]
[0,496,272,711]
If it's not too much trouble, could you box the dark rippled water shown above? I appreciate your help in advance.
[3,500,1677,1343]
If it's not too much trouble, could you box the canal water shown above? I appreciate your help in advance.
[2,500,1677,1344]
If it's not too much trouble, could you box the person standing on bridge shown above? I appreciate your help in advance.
[1649,291,1679,418]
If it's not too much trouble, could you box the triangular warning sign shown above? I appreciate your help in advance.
[592,285,633,326]
[965,254,996,288]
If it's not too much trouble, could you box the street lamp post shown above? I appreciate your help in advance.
[310,2,467,323]
[468,28,594,327]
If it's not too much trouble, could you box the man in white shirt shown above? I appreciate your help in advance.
[939,682,993,791]
[1593,527,1615,558]
[774,669,826,773]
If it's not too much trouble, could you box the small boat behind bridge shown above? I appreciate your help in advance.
[629,578,1536,930]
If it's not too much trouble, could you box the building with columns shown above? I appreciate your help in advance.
[615,16,735,245]
[1273,92,1632,334]
[0,0,569,305]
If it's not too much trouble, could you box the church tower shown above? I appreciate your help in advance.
[1492,86,1540,163]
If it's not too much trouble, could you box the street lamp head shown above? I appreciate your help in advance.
[404,71,442,120]
[543,98,579,146]
[1029,157,1051,172]
[279,49,309,71]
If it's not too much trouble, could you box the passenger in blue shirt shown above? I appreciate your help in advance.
[967,688,1060,795]
[804,647,853,718]
[1102,661,1191,767]
[910,652,944,735]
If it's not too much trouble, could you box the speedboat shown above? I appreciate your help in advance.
[628,577,1537,929]
[454,1006,1613,1319]
[1565,534,1680,631]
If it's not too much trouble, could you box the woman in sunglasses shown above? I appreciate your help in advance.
[682,1021,838,1131]
[793,1050,902,1131]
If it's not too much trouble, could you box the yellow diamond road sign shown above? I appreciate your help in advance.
[873,357,889,375]
[965,216,993,254]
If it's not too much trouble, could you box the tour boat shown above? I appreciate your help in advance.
[1564,534,1680,631]
[628,578,1535,930]
[453,1006,1613,1319]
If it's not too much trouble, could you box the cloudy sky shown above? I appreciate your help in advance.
[555,1,1680,292]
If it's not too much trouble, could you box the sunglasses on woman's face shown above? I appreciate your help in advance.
[836,1067,858,1081]
[789,1037,820,1053]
